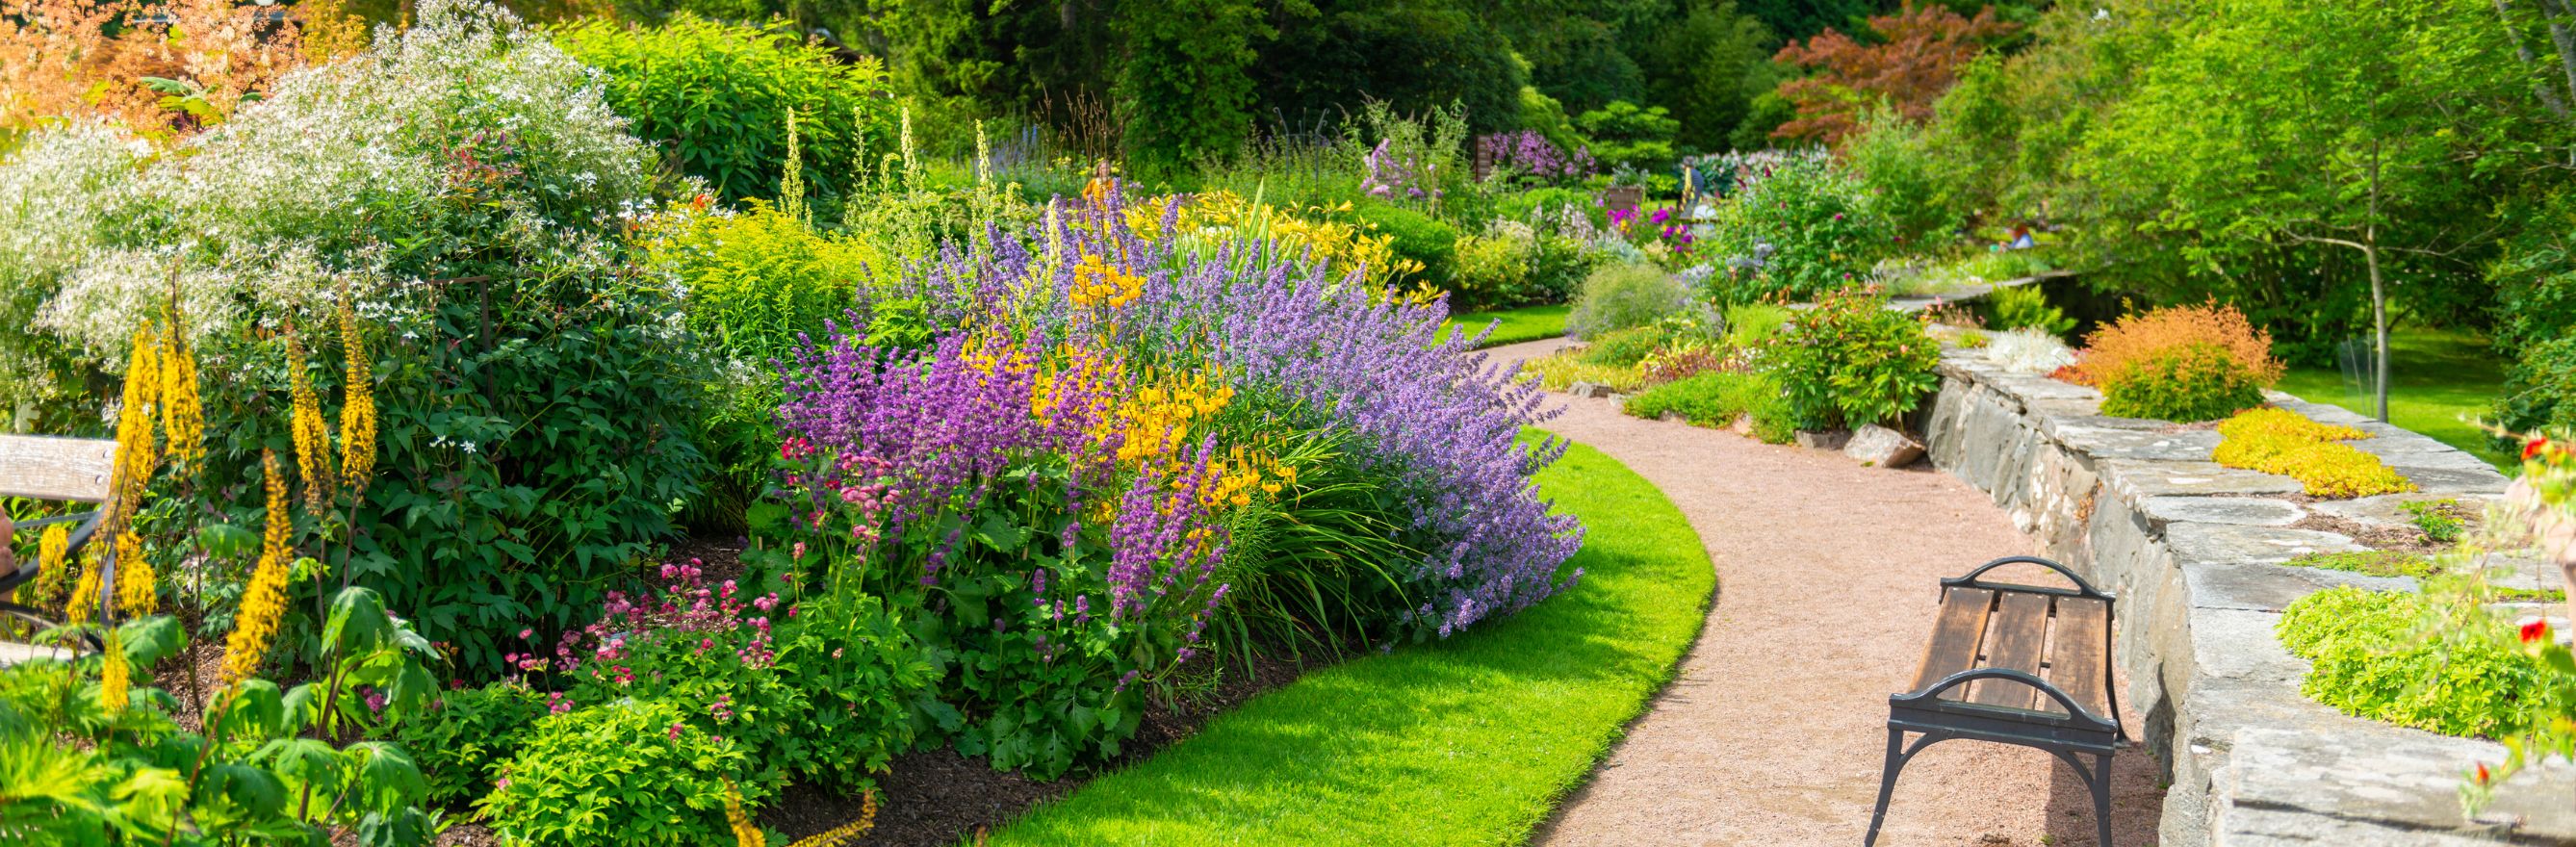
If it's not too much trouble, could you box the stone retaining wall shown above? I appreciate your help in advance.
[1915,348,2576,846]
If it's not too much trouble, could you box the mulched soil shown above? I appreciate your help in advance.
[2281,494,2478,554]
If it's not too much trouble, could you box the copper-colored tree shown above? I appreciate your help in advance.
[1,0,314,137]
[1771,2,2019,145]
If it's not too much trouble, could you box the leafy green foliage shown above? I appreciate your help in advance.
[394,681,545,806]
[555,13,896,205]
[2498,337,2576,441]
[2401,500,2467,545]
[1254,0,1527,136]
[1982,283,2074,335]
[2279,586,2560,739]
[1582,325,1671,368]
[1721,303,1791,347]
[1451,230,1538,311]
[1769,289,1941,429]
[1636,0,1778,151]
[1841,109,1968,245]
[2098,342,2266,423]
[1706,156,1895,303]
[477,698,754,847]
[1574,101,1680,171]
[0,594,440,845]
[1117,0,1271,179]
[1566,264,1692,340]
[1622,371,1796,443]
[1349,201,1458,289]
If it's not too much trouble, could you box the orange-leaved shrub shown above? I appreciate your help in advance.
[0,0,334,137]
[2073,302,2283,422]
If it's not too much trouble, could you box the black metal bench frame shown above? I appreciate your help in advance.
[1865,555,2123,847]
[1,508,110,642]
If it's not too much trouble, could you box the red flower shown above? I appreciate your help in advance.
[2476,762,2493,785]
[2529,437,2552,461]
[2522,619,2551,645]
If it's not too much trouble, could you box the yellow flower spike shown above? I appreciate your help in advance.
[101,630,130,712]
[30,526,69,605]
[110,323,163,534]
[286,332,334,515]
[160,328,204,469]
[339,286,378,492]
[222,451,296,687]
[64,551,102,627]
[114,531,153,617]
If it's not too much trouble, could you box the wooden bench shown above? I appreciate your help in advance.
[1866,555,2123,847]
[1,434,120,662]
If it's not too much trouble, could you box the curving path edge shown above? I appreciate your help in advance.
[1486,337,2166,847]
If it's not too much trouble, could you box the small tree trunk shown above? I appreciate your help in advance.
[2366,241,2389,423]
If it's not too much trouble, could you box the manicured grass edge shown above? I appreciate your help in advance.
[984,433,1715,846]
[1445,304,1571,349]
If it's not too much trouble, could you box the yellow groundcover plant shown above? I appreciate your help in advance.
[2213,407,2414,498]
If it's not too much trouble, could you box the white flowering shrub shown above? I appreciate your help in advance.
[0,0,709,673]
[1984,326,2079,374]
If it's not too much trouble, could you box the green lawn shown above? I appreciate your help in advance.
[986,435,1715,846]
[2274,327,2512,469]
[1442,304,1570,348]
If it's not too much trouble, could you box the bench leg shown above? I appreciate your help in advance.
[1866,728,1904,847]
[2090,751,2115,847]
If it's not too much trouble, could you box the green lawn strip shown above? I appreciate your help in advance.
[1444,304,1570,348]
[984,435,1715,847]
[2274,327,2512,470]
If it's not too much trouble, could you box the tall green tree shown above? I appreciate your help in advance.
[2078,0,2530,419]
[1116,0,1275,177]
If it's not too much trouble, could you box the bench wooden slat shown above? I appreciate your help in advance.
[1967,591,2052,709]
[1914,587,1995,695]
[2044,597,2112,718]
[0,435,116,502]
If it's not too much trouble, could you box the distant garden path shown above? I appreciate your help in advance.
[1485,338,2166,847]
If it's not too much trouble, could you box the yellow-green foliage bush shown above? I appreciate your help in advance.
[1524,351,1647,394]
[2213,408,2414,498]
[2279,586,2561,739]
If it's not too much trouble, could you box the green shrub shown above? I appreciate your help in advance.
[555,13,897,205]
[2279,586,2557,738]
[1769,289,1941,429]
[396,681,547,807]
[1496,187,1603,226]
[1566,264,1692,340]
[1721,303,1792,347]
[1623,372,1797,443]
[2497,336,2576,440]
[1451,227,1538,310]
[2401,500,2468,544]
[1583,325,1670,368]
[1984,284,2074,335]
[1706,156,1896,303]
[477,698,756,847]
[1842,109,1966,245]
[1524,351,1647,393]
[1351,201,1458,289]
[2099,342,2268,423]
[1573,101,1680,172]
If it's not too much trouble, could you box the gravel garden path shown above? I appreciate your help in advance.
[1481,338,2166,847]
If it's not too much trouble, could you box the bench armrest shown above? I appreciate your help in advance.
[1895,667,2119,733]
[1942,555,2113,603]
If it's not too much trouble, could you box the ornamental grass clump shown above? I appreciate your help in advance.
[2073,302,2283,422]
[2213,407,2414,498]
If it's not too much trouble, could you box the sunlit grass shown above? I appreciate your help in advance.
[985,435,1714,846]
[1442,304,1569,348]
[2274,327,2512,470]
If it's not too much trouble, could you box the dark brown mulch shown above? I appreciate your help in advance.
[2284,495,2478,554]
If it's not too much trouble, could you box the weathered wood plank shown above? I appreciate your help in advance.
[0,435,116,502]
[2044,597,2113,719]
[1967,591,2052,709]
[1914,587,1995,697]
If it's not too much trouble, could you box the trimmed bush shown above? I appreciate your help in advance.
[1451,227,1538,310]
[477,699,756,847]
[1350,200,1458,289]
[1984,284,2074,335]
[2099,342,2265,422]
[2075,303,2282,423]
